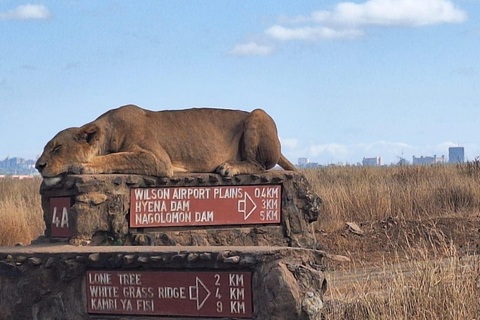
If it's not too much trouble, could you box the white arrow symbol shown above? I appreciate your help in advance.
[238,192,257,220]
[189,277,211,310]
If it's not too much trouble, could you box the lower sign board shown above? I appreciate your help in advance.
[49,197,72,238]
[86,270,252,318]
[130,185,281,228]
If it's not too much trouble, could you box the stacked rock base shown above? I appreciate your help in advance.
[39,171,322,248]
[0,171,327,319]
[0,245,326,320]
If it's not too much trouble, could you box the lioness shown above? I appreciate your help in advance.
[36,105,296,186]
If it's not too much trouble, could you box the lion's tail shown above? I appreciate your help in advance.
[278,154,297,171]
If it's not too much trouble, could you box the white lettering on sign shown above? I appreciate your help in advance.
[254,187,279,198]
[89,286,120,298]
[131,185,281,228]
[118,273,142,285]
[229,274,244,287]
[195,211,214,222]
[229,273,247,315]
[89,273,112,284]
[173,188,211,200]
[230,301,246,314]
[136,300,155,312]
[135,188,214,200]
[52,206,69,228]
[213,187,243,199]
[120,299,133,311]
[120,298,155,312]
[258,188,280,221]
[263,199,278,209]
[214,274,223,313]
[260,210,279,221]
[135,201,167,213]
[50,197,73,238]
[134,188,170,200]
[87,272,155,313]
[158,287,187,299]
[123,287,155,299]
[230,288,245,300]
[170,200,190,211]
[87,271,252,317]
[135,212,192,225]
[90,298,118,311]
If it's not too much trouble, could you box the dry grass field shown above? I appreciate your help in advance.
[302,164,480,319]
[0,177,44,246]
[303,163,480,229]
[0,165,479,318]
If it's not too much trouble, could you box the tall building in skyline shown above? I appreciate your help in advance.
[448,147,465,163]
[362,157,382,166]
[298,158,309,167]
[412,155,446,165]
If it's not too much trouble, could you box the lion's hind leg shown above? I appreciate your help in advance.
[216,109,281,177]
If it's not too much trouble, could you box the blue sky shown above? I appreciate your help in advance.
[1,0,479,165]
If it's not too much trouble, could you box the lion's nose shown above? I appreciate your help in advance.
[35,160,46,173]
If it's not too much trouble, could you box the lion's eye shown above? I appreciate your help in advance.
[51,145,62,153]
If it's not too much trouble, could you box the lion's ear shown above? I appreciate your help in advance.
[78,123,100,145]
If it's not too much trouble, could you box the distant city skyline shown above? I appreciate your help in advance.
[0,156,37,175]
[296,146,469,166]
[289,143,474,166]
[1,144,470,175]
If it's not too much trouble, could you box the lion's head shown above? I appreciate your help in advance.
[36,124,100,186]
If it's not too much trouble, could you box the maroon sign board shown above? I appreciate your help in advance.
[130,185,281,228]
[49,197,72,238]
[86,270,252,318]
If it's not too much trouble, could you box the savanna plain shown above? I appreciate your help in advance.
[1,164,479,319]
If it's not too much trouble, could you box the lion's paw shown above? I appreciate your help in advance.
[68,163,96,174]
[216,162,240,177]
[68,163,84,174]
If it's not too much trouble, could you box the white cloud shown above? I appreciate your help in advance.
[310,143,350,157]
[310,0,467,27]
[0,4,51,21]
[230,0,467,54]
[436,141,458,149]
[265,25,364,41]
[229,42,274,56]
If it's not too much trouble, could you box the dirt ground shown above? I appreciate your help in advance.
[317,214,480,267]
[317,214,480,317]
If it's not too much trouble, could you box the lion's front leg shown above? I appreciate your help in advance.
[69,150,174,177]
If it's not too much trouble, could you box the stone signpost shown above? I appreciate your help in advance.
[0,171,326,320]
[39,171,322,248]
